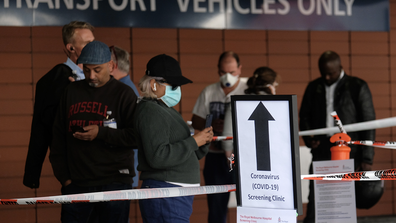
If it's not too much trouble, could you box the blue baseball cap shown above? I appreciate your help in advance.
[77,41,111,65]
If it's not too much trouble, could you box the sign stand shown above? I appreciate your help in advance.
[231,95,302,222]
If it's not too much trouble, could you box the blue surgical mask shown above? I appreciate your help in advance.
[159,85,181,107]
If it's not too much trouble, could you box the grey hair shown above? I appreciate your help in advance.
[62,21,94,46]
[110,46,130,73]
[138,75,165,99]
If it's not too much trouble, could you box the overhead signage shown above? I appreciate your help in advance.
[0,0,389,31]
[231,95,302,214]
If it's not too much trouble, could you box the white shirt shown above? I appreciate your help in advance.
[192,78,248,152]
[192,78,248,119]
[325,70,345,133]
[64,57,85,81]
[222,92,269,152]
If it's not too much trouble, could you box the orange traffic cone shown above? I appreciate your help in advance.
[330,133,351,160]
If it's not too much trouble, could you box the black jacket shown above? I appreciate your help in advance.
[299,74,375,165]
[23,64,73,188]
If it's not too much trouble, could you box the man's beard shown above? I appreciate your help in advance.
[89,82,98,87]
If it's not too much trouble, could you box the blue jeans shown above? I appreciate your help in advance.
[139,179,194,223]
[203,153,236,223]
[61,182,132,223]
[132,149,139,188]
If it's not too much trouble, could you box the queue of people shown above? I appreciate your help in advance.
[22,20,376,223]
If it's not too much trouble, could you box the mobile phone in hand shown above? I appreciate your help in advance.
[71,126,87,133]
[205,114,213,128]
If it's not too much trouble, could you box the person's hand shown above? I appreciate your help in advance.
[212,119,224,133]
[225,150,233,158]
[193,127,214,147]
[73,125,99,141]
[63,179,72,187]
[306,137,320,149]
[68,76,76,82]
[310,139,320,149]
[225,150,234,171]
[357,162,372,171]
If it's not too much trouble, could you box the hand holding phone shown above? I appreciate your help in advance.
[205,114,213,128]
[71,126,87,133]
[69,71,78,81]
[192,116,214,146]
[73,125,99,141]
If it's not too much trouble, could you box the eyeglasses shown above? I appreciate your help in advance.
[156,79,167,84]
[157,80,179,90]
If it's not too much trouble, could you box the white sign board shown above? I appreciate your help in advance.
[313,159,356,223]
[231,95,302,214]
[237,207,297,223]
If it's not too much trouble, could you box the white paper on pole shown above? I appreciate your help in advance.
[236,100,294,209]
[237,207,296,223]
[313,160,356,223]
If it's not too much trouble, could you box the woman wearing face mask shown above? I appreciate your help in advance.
[222,66,279,159]
[133,54,214,223]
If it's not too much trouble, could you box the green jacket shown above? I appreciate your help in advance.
[133,98,209,184]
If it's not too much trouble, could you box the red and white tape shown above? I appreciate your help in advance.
[301,169,396,181]
[212,136,233,141]
[349,140,396,149]
[331,111,347,134]
[0,184,236,205]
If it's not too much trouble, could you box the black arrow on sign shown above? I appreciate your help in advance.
[248,102,275,171]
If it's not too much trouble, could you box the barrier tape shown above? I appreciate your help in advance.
[212,136,233,141]
[331,111,346,134]
[349,140,396,149]
[0,184,236,205]
[211,137,396,150]
[301,169,396,181]
[299,117,396,136]
[214,117,396,141]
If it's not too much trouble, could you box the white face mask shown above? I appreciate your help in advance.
[257,91,268,95]
[220,73,239,88]
[266,84,276,95]
[255,82,277,95]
